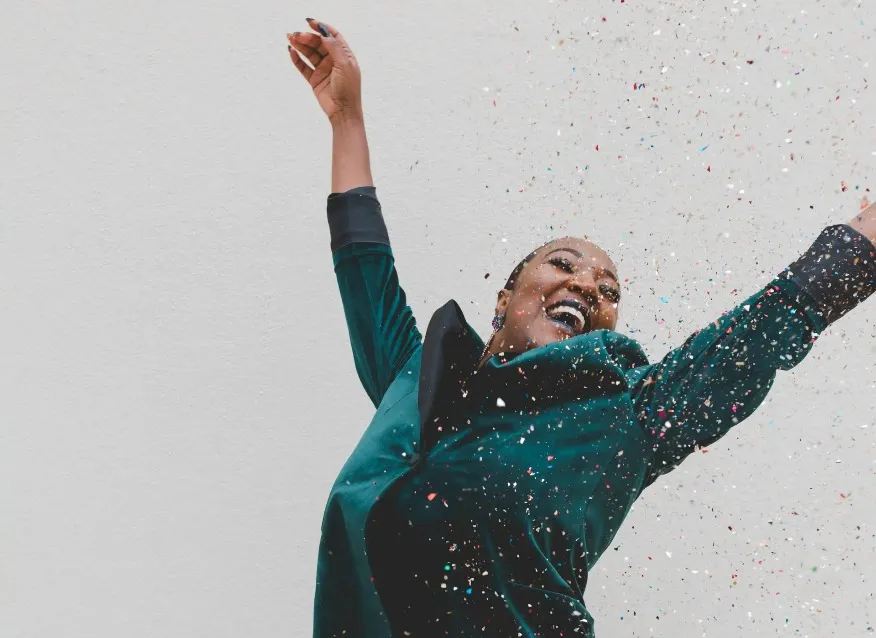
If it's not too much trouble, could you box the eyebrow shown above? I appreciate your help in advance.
[544,247,619,284]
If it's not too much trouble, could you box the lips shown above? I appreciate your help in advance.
[544,298,591,335]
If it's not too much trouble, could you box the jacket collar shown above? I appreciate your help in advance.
[417,300,651,454]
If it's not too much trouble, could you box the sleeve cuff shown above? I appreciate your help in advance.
[326,186,390,252]
[780,224,876,326]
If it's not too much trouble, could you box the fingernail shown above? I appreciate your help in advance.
[291,31,300,37]
[306,17,314,22]
[317,22,330,37]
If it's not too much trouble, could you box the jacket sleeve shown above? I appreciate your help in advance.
[627,224,876,486]
[327,186,423,409]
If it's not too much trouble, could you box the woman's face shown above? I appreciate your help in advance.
[490,237,621,358]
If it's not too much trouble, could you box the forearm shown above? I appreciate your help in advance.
[331,112,373,193]
[780,213,876,327]
[846,201,876,246]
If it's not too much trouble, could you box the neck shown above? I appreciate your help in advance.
[478,333,515,369]
[477,332,499,369]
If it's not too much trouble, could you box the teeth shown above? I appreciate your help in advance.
[546,304,586,331]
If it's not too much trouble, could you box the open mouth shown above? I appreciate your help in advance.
[544,299,591,335]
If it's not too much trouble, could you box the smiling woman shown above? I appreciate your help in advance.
[288,19,876,638]
[479,238,623,368]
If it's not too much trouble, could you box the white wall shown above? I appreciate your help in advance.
[2,1,874,636]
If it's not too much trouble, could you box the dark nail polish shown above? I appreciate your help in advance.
[317,22,330,37]
[306,18,314,22]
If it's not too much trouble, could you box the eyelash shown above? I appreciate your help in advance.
[548,257,620,302]
[548,257,574,272]
[601,287,621,303]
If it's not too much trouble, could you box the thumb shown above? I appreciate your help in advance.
[311,20,352,61]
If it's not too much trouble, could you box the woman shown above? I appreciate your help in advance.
[288,19,876,638]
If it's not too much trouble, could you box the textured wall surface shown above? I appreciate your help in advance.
[2,1,875,636]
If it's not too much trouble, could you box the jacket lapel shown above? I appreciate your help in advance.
[418,300,484,452]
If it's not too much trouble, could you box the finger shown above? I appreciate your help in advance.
[311,19,342,41]
[309,57,334,88]
[287,35,323,68]
[288,31,325,55]
[287,46,313,81]
[303,19,331,55]
[308,20,356,68]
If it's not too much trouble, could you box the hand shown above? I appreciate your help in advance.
[287,19,363,125]
[847,198,876,247]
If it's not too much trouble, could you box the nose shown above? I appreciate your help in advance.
[567,272,600,304]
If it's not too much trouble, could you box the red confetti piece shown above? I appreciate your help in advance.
[427,492,438,501]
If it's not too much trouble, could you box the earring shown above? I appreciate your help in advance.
[492,314,505,330]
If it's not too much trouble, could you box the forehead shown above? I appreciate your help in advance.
[538,239,617,273]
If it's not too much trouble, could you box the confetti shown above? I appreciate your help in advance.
[310,18,876,637]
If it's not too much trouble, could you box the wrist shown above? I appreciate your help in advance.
[330,109,365,132]
[846,202,876,247]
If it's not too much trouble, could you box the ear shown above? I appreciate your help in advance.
[494,288,511,317]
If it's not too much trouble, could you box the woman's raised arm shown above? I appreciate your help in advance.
[288,20,422,409]
[627,203,876,486]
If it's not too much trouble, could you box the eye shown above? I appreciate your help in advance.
[600,285,620,302]
[548,257,575,272]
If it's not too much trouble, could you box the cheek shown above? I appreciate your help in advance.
[503,300,555,342]
[521,269,563,293]
[595,301,620,326]
[506,301,545,329]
